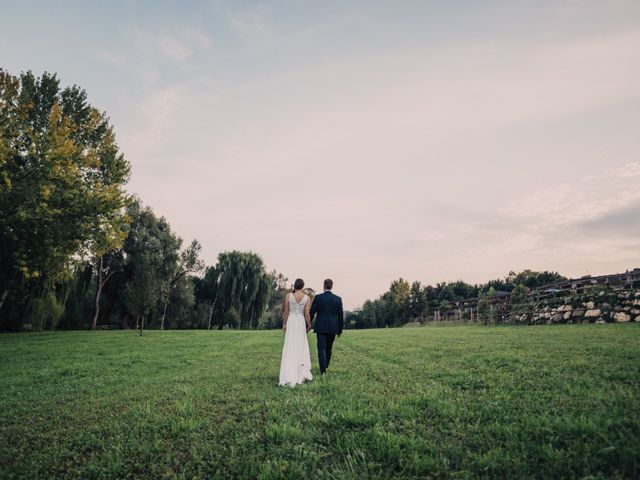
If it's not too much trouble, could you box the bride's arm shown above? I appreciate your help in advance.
[282,293,289,333]
[304,296,312,331]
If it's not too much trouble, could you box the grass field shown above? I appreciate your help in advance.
[1,325,639,479]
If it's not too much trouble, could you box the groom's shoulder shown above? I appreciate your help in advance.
[314,292,329,301]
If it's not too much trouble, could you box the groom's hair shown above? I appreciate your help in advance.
[324,279,333,290]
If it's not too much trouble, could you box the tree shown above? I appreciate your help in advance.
[89,250,124,330]
[448,280,478,300]
[124,252,157,336]
[511,284,528,304]
[163,276,196,329]
[409,281,429,321]
[259,271,289,329]
[121,200,180,334]
[193,266,221,330]
[387,278,411,325]
[223,307,241,329]
[213,251,273,329]
[59,264,94,330]
[480,278,512,294]
[506,270,567,289]
[438,300,452,315]
[477,298,491,325]
[436,284,456,303]
[0,69,130,315]
[160,239,204,330]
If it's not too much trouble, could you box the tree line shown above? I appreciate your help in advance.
[345,270,566,329]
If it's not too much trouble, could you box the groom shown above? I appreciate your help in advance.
[309,279,344,374]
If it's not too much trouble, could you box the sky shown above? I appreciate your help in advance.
[2,1,639,308]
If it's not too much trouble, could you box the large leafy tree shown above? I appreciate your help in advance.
[0,69,130,313]
[121,200,180,334]
[386,278,411,324]
[211,251,273,330]
[159,239,204,330]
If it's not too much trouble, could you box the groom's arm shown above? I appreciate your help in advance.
[337,298,344,335]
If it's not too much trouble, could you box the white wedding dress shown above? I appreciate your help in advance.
[279,293,313,387]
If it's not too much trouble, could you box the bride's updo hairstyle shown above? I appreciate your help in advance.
[293,278,305,292]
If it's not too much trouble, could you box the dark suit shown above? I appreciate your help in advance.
[310,291,344,373]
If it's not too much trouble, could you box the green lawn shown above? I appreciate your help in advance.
[1,325,639,479]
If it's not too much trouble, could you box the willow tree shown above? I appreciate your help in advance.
[213,251,273,330]
[195,266,220,330]
[0,69,130,316]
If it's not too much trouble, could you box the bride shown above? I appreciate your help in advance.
[279,278,313,387]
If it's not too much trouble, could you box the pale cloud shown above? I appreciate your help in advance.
[122,84,188,158]
[505,162,640,226]
[229,8,271,44]
[131,27,212,63]
[612,161,640,179]
[185,29,213,49]
[578,201,640,236]
[156,34,193,61]
[91,50,127,68]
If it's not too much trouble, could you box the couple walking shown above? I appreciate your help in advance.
[278,278,344,387]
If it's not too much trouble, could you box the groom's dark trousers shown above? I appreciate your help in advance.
[316,333,335,373]
[310,291,344,374]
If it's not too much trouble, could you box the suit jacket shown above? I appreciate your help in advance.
[310,291,344,335]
